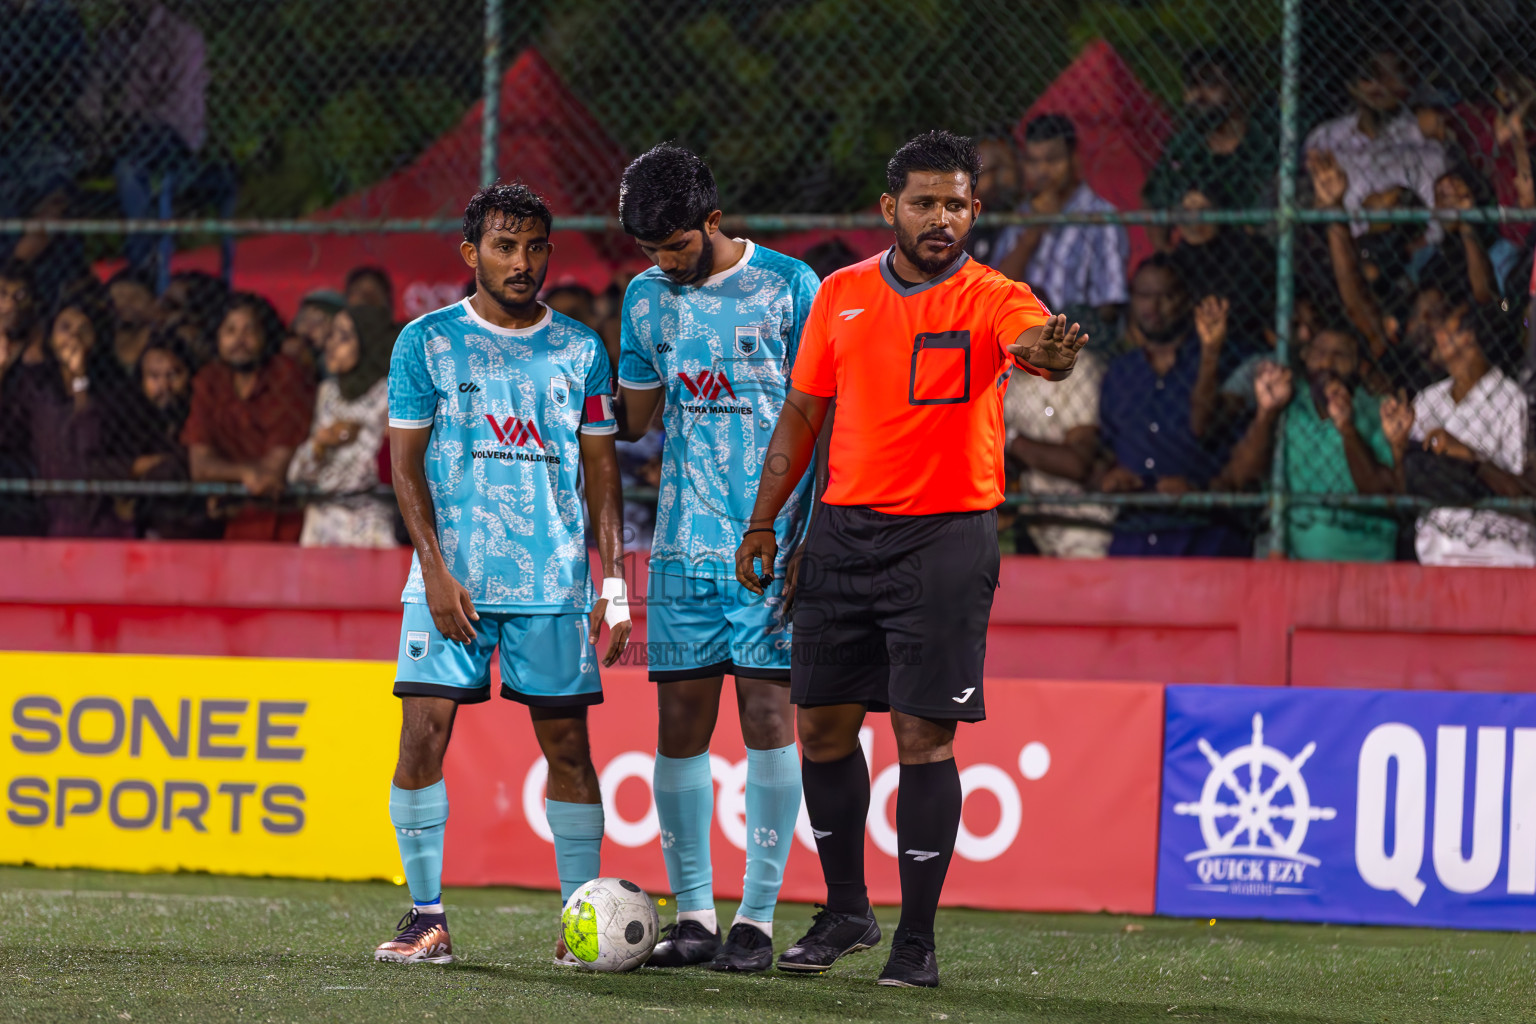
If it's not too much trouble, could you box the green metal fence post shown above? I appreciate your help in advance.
[481,0,504,188]
[1268,0,1303,558]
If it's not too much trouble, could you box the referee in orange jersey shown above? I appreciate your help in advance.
[735,130,1086,988]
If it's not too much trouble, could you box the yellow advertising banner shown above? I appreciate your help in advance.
[1,651,400,881]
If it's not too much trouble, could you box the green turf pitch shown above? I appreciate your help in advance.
[4,867,1533,1023]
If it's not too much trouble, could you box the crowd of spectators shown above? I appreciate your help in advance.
[1,22,1534,566]
[992,40,1536,567]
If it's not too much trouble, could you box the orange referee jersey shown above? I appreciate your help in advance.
[791,248,1051,515]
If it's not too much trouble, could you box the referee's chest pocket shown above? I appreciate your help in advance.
[908,331,971,406]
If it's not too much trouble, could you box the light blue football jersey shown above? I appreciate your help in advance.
[388,299,617,612]
[618,240,820,579]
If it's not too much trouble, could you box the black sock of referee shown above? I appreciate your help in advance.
[894,758,962,946]
[801,748,871,915]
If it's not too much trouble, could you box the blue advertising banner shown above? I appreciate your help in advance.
[1158,685,1536,931]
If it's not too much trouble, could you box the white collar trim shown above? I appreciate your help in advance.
[698,238,755,287]
[459,298,551,336]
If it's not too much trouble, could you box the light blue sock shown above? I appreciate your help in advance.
[740,744,801,923]
[546,799,604,903]
[653,751,714,912]
[389,780,448,907]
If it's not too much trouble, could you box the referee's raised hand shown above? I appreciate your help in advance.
[1008,313,1088,374]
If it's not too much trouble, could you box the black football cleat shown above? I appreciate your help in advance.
[877,935,939,988]
[775,904,881,974]
[708,922,774,972]
[645,919,721,967]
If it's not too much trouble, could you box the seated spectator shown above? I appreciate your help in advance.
[1383,303,1535,566]
[157,269,228,365]
[182,293,314,541]
[969,130,1023,266]
[1144,47,1278,252]
[78,0,210,280]
[287,306,396,548]
[9,293,136,537]
[0,260,47,534]
[1443,62,1535,248]
[1304,42,1447,240]
[997,114,1129,334]
[106,268,160,377]
[344,265,395,315]
[1419,165,1523,302]
[282,290,344,382]
[1098,255,1248,556]
[1168,179,1275,355]
[123,329,216,538]
[0,259,46,369]
[1219,330,1398,561]
[1004,348,1111,557]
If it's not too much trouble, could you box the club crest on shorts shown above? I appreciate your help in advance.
[734,325,762,357]
[549,376,572,407]
[406,631,430,661]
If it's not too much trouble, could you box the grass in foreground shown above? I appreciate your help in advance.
[3,866,1533,1023]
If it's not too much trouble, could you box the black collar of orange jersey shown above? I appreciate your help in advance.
[879,246,970,297]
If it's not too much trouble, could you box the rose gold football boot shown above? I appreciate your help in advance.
[374,908,454,964]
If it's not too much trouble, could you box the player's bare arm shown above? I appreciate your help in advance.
[579,431,632,666]
[1007,313,1088,381]
[613,383,664,442]
[735,386,832,595]
[390,424,478,644]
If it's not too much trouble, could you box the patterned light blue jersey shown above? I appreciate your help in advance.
[618,240,820,579]
[388,299,617,612]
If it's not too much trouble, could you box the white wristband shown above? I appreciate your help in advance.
[600,577,630,628]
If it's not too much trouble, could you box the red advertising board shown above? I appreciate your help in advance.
[441,672,1164,914]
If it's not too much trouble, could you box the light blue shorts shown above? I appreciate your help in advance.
[393,603,602,707]
[644,573,791,682]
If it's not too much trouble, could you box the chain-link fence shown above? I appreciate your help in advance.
[1,0,1533,562]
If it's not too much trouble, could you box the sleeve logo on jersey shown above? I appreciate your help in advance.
[549,376,572,407]
[734,325,762,356]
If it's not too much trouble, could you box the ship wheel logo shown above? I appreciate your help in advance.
[1174,713,1337,865]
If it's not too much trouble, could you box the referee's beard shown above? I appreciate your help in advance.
[895,220,970,277]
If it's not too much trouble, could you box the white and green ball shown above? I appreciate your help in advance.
[560,877,660,972]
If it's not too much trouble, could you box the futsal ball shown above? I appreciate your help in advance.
[560,877,660,972]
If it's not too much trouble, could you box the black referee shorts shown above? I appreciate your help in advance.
[790,503,999,722]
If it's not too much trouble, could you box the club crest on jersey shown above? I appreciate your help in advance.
[406,631,429,661]
[548,376,572,407]
[679,368,737,402]
[735,325,762,357]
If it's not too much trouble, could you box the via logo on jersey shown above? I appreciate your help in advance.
[678,369,751,416]
[478,415,562,464]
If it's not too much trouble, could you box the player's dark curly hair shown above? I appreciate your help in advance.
[462,182,553,245]
[618,144,719,242]
[886,129,982,195]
